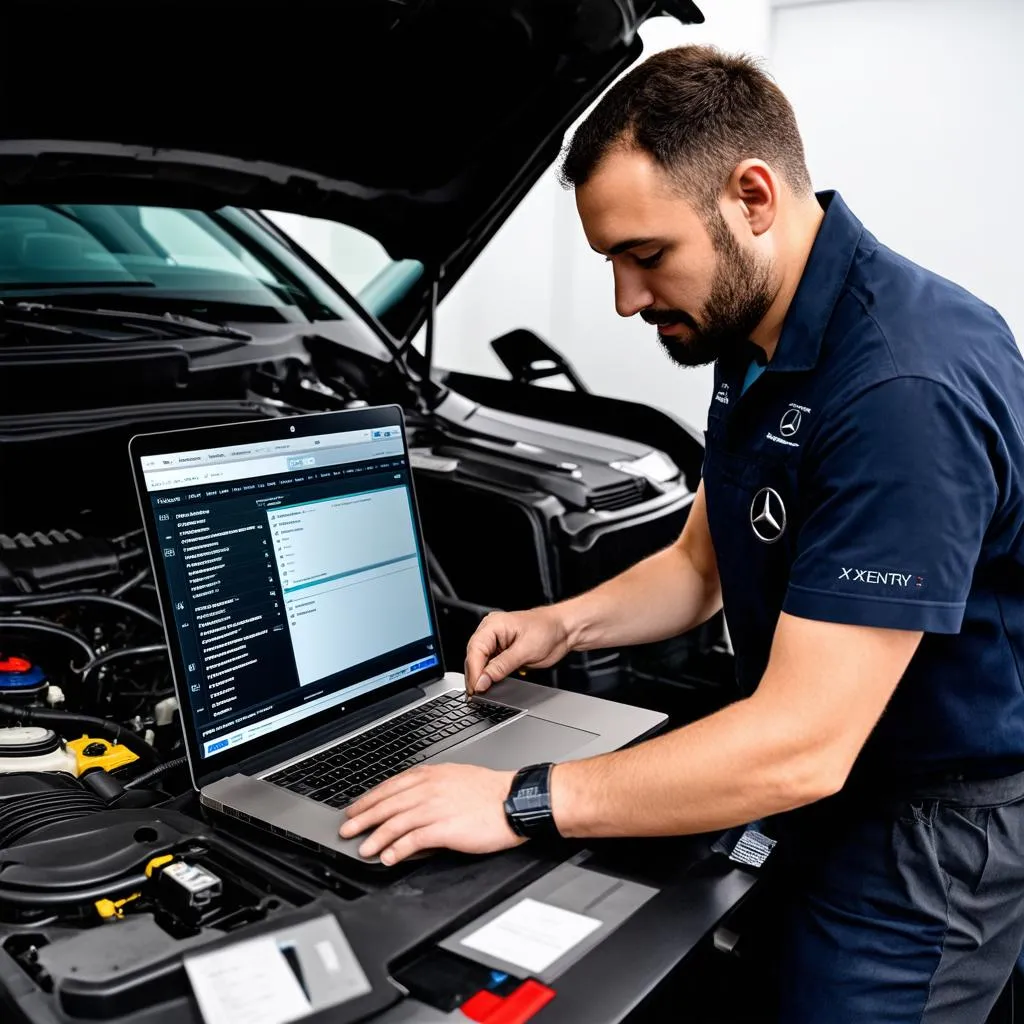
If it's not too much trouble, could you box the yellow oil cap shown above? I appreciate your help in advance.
[68,736,139,774]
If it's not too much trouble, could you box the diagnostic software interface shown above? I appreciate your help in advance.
[139,423,438,759]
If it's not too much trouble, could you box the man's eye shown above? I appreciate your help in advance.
[636,251,664,269]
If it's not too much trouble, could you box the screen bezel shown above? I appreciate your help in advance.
[128,404,447,790]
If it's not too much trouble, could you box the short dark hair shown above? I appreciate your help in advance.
[559,45,812,209]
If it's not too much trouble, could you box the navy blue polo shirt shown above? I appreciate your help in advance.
[703,191,1024,782]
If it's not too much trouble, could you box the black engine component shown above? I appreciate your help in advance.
[0,772,105,850]
[0,775,296,934]
[0,530,122,594]
[0,774,286,917]
[0,770,399,1024]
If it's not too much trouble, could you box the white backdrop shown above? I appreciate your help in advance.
[771,0,1024,350]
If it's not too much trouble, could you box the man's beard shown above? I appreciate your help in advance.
[645,213,776,369]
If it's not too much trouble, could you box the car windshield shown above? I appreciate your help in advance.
[0,203,360,322]
[263,211,424,320]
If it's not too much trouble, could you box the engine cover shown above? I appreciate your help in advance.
[0,530,120,594]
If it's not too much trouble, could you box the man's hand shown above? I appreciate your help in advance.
[464,608,572,694]
[463,484,724,696]
[339,763,524,865]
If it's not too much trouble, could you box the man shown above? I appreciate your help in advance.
[340,45,1024,1021]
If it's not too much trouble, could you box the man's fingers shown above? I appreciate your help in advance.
[481,643,525,688]
[465,628,499,694]
[340,788,421,839]
[380,825,442,866]
[357,807,434,859]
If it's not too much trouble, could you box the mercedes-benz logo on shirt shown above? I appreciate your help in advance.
[750,487,787,544]
[779,408,803,437]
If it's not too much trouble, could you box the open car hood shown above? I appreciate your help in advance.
[0,0,702,337]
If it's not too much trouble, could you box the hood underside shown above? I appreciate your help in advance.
[0,0,702,321]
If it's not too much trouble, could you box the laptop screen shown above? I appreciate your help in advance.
[138,419,440,761]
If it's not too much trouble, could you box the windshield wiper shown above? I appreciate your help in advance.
[0,280,156,290]
[0,300,252,341]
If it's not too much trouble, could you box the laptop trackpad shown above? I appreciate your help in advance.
[432,716,597,771]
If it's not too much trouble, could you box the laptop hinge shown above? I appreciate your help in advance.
[196,686,427,788]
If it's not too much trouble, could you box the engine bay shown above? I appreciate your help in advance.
[0,227,727,1023]
[0,525,184,767]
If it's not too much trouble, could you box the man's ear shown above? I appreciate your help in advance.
[724,160,778,237]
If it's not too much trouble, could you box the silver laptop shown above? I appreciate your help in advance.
[129,405,665,864]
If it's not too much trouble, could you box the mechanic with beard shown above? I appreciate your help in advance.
[340,45,1024,1022]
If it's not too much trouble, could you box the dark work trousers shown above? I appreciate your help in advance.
[768,770,1024,1023]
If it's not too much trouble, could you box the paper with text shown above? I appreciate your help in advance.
[460,897,602,975]
[184,936,311,1024]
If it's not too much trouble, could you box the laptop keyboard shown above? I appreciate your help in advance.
[264,693,519,808]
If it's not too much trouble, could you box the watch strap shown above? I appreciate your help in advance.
[504,762,560,841]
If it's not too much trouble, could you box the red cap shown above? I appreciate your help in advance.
[0,657,32,674]
[462,991,504,1022]
[461,981,556,1024]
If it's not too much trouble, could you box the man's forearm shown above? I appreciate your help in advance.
[557,543,722,652]
[550,691,842,838]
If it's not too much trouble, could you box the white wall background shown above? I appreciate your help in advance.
[771,0,1024,351]
[276,0,1024,431]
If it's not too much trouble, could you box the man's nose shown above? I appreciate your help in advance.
[613,267,655,319]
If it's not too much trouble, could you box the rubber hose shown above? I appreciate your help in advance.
[123,756,188,791]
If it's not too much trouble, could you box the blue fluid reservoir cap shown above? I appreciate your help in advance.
[0,657,47,689]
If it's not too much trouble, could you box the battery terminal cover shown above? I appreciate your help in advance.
[153,860,223,919]
[93,856,176,920]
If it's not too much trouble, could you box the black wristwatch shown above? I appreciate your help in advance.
[503,762,561,841]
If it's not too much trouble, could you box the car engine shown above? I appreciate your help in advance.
[0,525,182,772]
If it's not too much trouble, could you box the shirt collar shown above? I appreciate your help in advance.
[766,189,864,374]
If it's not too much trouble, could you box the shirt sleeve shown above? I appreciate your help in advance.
[782,376,998,633]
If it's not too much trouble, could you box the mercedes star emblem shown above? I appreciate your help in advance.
[750,487,787,544]
[779,408,802,438]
